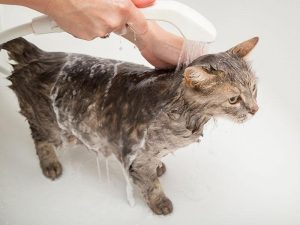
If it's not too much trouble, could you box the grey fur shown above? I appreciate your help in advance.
[1,37,259,215]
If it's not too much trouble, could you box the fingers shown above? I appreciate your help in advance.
[126,2,148,35]
[114,0,150,36]
[49,0,150,40]
[114,25,128,36]
[131,0,155,8]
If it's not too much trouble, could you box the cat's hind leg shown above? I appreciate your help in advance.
[129,155,173,215]
[29,121,63,180]
[9,70,64,179]
[35,141,62,180]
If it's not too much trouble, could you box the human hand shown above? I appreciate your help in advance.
[42,0,154,40]
[43,0,184,68]
[8,0,185,68]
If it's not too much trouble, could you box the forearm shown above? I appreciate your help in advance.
[146,22,184,65]
[0,0,50,13]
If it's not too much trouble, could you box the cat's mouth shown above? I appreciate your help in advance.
[235,114,248,123]
[219,114,249,123]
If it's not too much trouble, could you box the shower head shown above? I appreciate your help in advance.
[0,0,217,44]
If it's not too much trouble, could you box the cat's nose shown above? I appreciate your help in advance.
[249,104,259,115]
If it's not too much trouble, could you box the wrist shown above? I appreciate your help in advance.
[147,22,184,65]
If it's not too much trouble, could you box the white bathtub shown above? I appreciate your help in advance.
[0,1,300,225]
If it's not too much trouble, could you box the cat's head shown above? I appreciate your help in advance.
[183,37,259,123]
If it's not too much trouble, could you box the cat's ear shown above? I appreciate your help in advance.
[227,37,259,58]
[183,66,215,88]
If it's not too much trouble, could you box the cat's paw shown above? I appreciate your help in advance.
[149,196,173,215]
[156,162,166,177]
[40,160,63,180]
[67,135,80,145]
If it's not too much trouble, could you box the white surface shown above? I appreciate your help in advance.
[0,0,300,225]
[0,22,32,45]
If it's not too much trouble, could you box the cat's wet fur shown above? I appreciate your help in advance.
[1,37,259,215]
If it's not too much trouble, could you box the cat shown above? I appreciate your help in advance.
[0,37,259,215]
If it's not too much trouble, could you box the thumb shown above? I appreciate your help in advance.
[131,0,155,8]
[127,2,149,35]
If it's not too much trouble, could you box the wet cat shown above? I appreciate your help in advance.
[1,37,259,215]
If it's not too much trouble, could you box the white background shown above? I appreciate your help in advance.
[0,0,300,225]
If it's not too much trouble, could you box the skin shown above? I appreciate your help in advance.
[0,0,184,68]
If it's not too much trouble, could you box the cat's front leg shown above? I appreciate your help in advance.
[129,154,173,215]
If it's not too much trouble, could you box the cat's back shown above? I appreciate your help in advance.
[2,38,184,139]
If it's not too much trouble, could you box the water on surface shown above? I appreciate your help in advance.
[101,61,124,111]
[105,158,110,183]
[96,152,102,181]
[120,163,136,207]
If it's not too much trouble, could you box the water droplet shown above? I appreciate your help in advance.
[119,40,123,51]
[120,164,135,207]
[106,158,110,183]
[96,152,102,181]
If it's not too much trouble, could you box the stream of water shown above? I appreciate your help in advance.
[176,39,208,71]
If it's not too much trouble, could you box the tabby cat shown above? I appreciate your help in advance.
[1,37,259,215]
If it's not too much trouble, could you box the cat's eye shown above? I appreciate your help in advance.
[229,96,240,104]
[201,64,219,75]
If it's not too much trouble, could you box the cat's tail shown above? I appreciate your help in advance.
[0,37,44,66]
